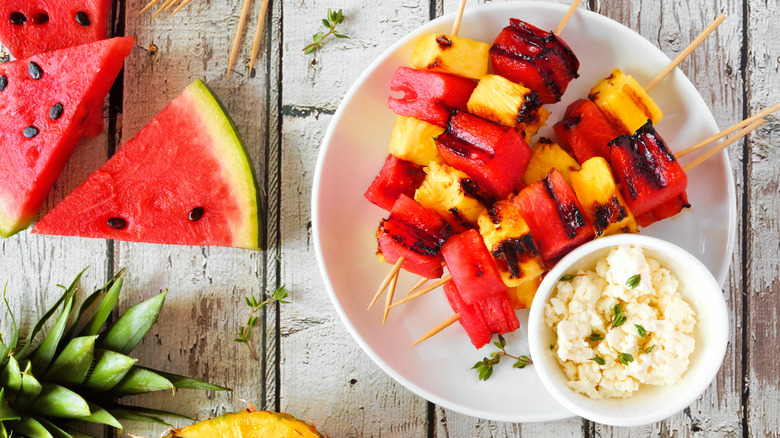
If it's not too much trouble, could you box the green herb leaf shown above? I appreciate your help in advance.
[472,335,532,381]
[635,324,647,338]
[303,9,349,54]
[612,304,627,327]
[513,355,531,369]
[236,286,291,360]
[549,344,555,350]
[591,355,606,366]
[626,274,641,289]
[588,333,605,342]
[559,274,575,282]
[641,344,656,354]
[617,352,634,366]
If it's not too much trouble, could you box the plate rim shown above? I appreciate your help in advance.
[311,0,736,423]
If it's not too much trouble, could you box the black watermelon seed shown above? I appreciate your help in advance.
[28,62,43,79]
[0,75,7,92]
[49,103,64,120]
[75,11,90,26]
[9,12,26,25]
[107,217,127,229]
[31,13,48,24]
[23,126,39,138]
[188,207,205,222]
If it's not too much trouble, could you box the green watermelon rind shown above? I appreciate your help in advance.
[188,79,263,250]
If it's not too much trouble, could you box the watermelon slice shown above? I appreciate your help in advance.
[0,0,112,59]
[33,80,261,249]
[0,36,133,237]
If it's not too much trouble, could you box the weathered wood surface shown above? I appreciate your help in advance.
[0,0,778,436]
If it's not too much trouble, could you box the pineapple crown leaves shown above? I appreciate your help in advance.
[0,269,230,438]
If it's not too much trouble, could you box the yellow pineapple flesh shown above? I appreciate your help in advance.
[523,138,580,186]
[506,276,541,309]
[164,409,324,438]
[589,68,663,135]
[410,33,489,80]
[569,156,638,236]
[388,116,444,166]
[477,199,546,288]
[415,162,485,230]
[467,74,548,138]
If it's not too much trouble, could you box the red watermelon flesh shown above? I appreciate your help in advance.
[33,79,261,249]
[0,0,112,60]
[0,36,133,237]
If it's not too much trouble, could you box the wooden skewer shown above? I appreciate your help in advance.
[554,0,581,36]
[684,119,764,173]
[675,104,780,159]
[169,0,194,18]
[451,0,467,36]
[227,0,253,79]
[645,14,726,92]
[164,0,181,12]
[151,0,178,19]
[248,0,271,76]
[140,0,162,14]
[367,257,405,310]
[382,269,400,326]
[406,277,429,296]
[413,314,461,346]
[389,275,452,309]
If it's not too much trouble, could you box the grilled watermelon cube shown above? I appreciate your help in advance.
[475,292,520,335]
[388,67,477,127]
[377,218,444,279]
[441,229,506,304]
[609,121,688,217]
[466,74,548,138]
[364,154,426,211]
[389,194,452,244]
[490,18,579,104]
[477,200,546,287]
[569,157,637,236]
[523,138,581,186]
[553,98,621,163]
[589,68,663,135]
[415,162,487,232]
[514,168,595,260]
[388,116,444,166]
[635,192,691,228]
[435,110,531,200]
[409,34,489,80]
[443,281,491,349]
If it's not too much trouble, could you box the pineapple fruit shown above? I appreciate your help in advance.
[388,116,444,166]
[523,138,580,186]
[467,74,549,138]
[409,34,489,80]
[589,68,663,135]
[163,407,324,438]
[569,157,638,236]
[0,270,227,438]
[415,162,486,231]
[477,200,546,289]
[506,276,541,309]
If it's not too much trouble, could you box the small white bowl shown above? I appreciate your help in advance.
[527,234,729,427]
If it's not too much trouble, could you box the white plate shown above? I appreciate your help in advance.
[312,1,736,423]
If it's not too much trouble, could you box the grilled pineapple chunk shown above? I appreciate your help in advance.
[415,162,485,229]
[477,200,546,288]
[523,138,580,186]
[589,68,663,135]
[410,33,489,80]
[388,116,445,166]
[506,276,541,309]
[570,157,638,236]
[467,74,548,138]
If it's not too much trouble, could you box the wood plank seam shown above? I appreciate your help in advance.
[739,0,750,435]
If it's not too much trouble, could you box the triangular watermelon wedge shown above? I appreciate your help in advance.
[0,0,112,59]
[33,80,262,250]
[0,36,133,237]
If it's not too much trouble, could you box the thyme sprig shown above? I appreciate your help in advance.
[472,335,532,381]
[235,286,290,360]
[303,8,350,54]
[611,304,627,327]
[626,274,641,289]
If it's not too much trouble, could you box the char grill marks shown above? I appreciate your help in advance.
[542,177,586,239]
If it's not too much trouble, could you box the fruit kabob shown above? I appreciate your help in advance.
[365,0,584,345]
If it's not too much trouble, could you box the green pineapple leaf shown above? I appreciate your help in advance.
[16,361,43,408]
[63,429,98,438]
[37,417,73,438]
[30,291,76,377]
[111,367,173,396]
[43,336,98,386]
[1,286,19,362]
[13,417,53,438]
[83,349,136,391]
[98,291,167,355]
[78,275,124,337]
[0,355,22,395]
[109,404,194,421]
[28,384,90,418]
[149,368,230,391]
[108,408,172,427]
[0,388,21,421]
[78,403,122,429]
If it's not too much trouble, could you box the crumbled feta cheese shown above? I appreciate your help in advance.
[545,245,696,399]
